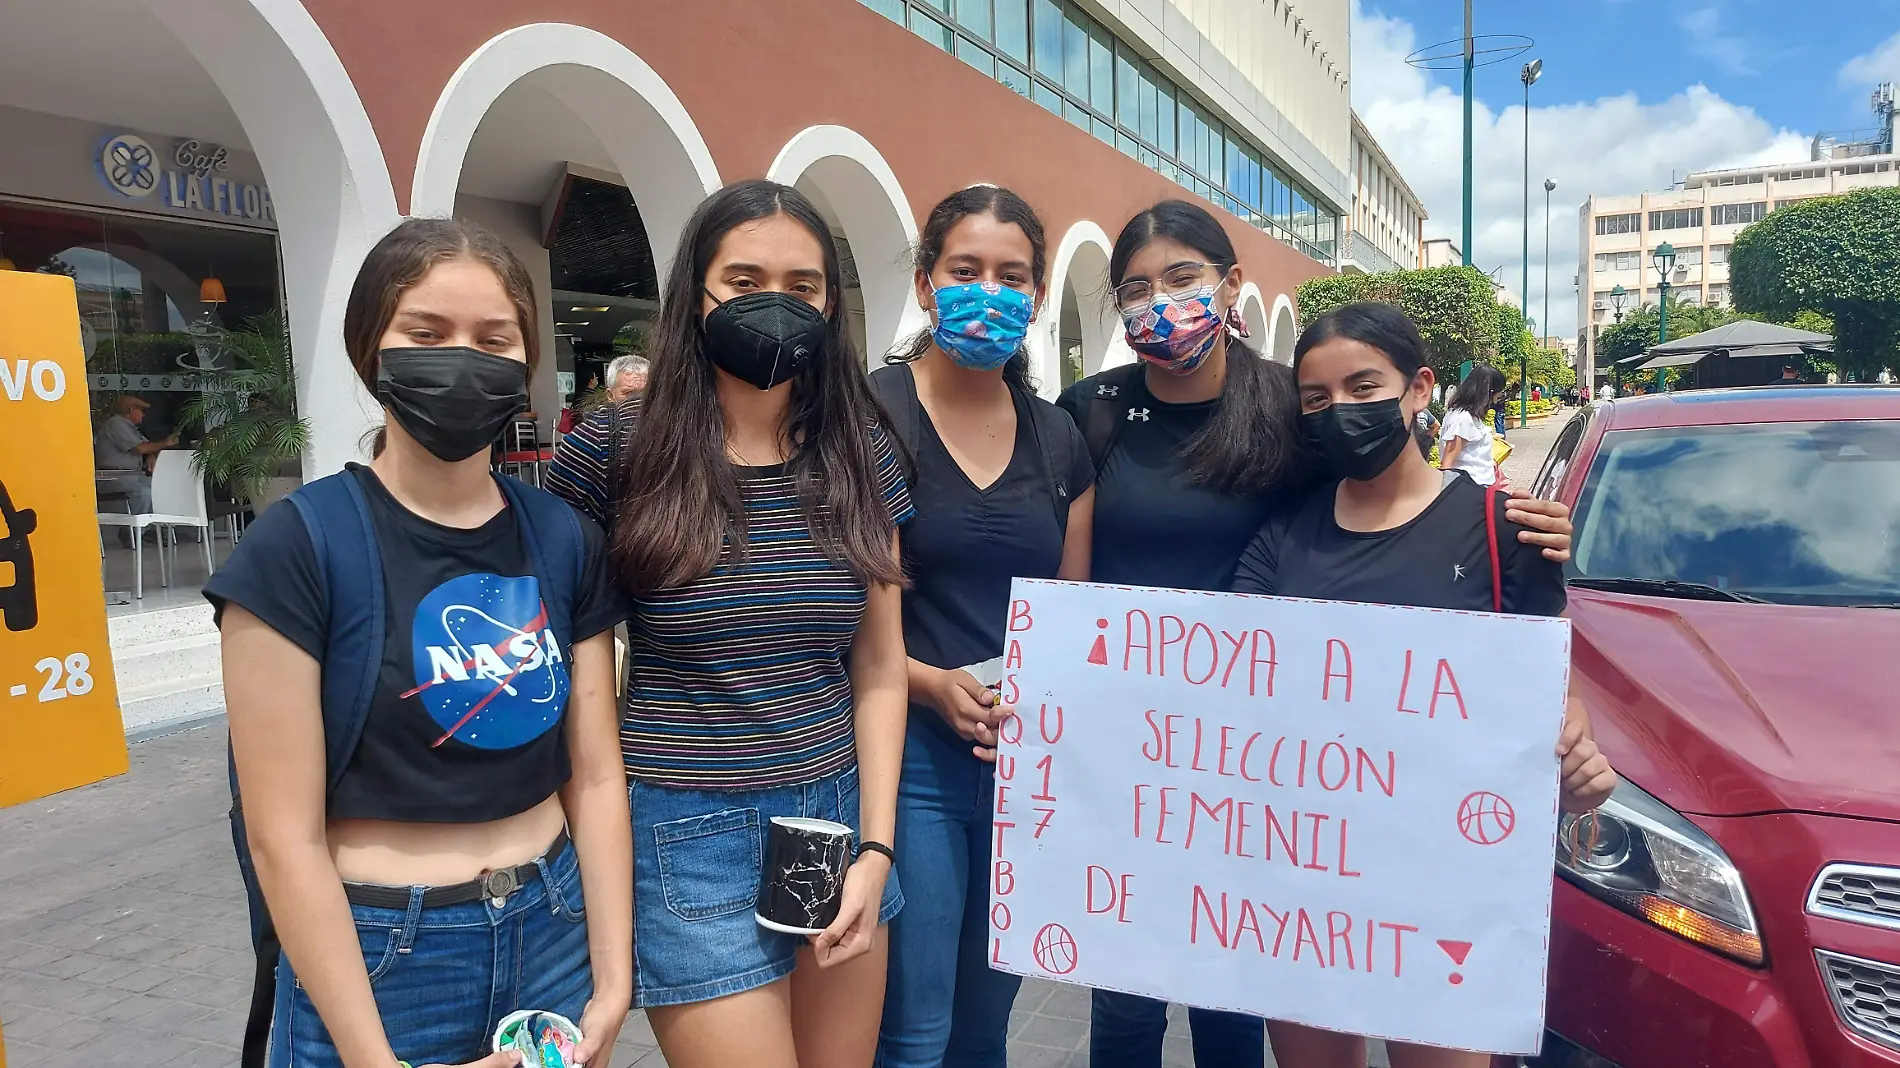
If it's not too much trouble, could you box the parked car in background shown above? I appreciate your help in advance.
[1527,386,1900,1068]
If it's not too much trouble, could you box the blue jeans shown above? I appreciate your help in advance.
[1089,990,1264,1068]
[269,839,591,1067]
[877,719,1022,1068]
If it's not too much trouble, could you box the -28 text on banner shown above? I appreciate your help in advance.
[987,578,1571,1056]
[0,271,129,808]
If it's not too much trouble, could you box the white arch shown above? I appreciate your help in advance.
[1238,282,1269,350]
[1037,220,1122,398]
[144,0,399,478]
[767,126,922,368]
[1269,293,1298,366]
[411,23,722,289]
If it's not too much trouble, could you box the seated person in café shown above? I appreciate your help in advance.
[94,395,175,521]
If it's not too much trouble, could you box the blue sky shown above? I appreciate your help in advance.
[1375,0,1898,139]
[1350,1,1900,340]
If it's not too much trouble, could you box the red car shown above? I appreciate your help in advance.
[1525,386,1900,1068]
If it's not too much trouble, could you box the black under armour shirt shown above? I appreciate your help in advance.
[1057,370,1300,593]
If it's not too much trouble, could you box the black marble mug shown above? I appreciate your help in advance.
[755,816,853,934]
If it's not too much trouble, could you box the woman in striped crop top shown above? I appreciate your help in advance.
[547,180,910,1068]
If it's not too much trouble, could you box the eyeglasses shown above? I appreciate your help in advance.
[1114,263,1223,313]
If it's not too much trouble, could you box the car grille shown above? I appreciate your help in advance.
[1817,950,1900,1053]
[1809,864,1900,932]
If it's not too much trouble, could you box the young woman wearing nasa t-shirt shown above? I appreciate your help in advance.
[1231,301,1615,1068]
[206,219,632,1068]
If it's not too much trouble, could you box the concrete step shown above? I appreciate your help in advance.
[107,603,224,736]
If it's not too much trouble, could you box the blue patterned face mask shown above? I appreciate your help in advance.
[931,281,1034,370]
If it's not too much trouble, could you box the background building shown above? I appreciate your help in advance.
[1575,85,1897,386]
[0,0,1354,733]
[1341,111,1426,274]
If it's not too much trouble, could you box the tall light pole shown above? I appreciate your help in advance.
[1543,177,1555,397]
[1462,0,1474,265]
[1608,284,1628,392]
[1518,58,1542,427]
[1652,241,1676,393]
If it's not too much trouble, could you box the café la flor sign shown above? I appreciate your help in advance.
[95,130,275,227]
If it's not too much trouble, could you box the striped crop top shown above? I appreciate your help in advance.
[547,401,913,789]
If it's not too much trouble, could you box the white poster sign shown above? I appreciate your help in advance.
[987,579,1572,1056]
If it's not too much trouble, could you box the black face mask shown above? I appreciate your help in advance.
[1300,398,1414,482]
[702,290,827,390]
[376,346,527,462]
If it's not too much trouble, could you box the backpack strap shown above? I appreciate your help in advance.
[496,474,588,652]
[1016,386,1071,539]
[1080,363,1145,469]
[1484,483,1503,613]
[868,364,923,478]
[285,470,386,796]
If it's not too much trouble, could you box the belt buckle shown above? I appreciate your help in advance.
[481,866,519,908]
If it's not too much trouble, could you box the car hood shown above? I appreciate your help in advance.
[1568,589,1900,822]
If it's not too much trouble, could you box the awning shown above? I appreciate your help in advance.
[1635,352,1713,370]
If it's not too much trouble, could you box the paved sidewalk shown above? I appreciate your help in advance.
[1496,407,1578,489]
[0,725,1342,1067]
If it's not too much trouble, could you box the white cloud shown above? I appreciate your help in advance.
[1841,30,1900,87]
[1350,1,1809,341]
[1678,7,1757,77]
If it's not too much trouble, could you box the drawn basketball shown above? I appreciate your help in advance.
[1456,791,1516,845]
[1032,922,1079,975]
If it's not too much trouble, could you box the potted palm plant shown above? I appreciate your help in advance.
[176,312,307,515]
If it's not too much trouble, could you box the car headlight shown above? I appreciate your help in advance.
[1557,778,1764,966]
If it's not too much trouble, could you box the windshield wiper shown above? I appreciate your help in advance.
[1568,577,1769,603]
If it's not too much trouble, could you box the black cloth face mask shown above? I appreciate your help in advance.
[376,346,528,462]
[1300,397,1414,482]
[702,290,828,390]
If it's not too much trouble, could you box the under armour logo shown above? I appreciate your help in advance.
[1453,564,1467,581]
[1126,408,1151,422]
[1097,384,1120,396]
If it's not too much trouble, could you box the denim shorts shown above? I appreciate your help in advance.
[269,836,590,1068]
[631,762,903,1007]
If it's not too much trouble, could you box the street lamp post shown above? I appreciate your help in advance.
[1543,178,1555,396]
[1652,242,1676,393]
[1518,58,1542,428]
[1608,284,1628,391]
[1463,0,1474,266]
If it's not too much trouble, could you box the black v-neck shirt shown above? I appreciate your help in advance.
[899,387,1094,717]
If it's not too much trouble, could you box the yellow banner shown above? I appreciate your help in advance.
[0,271,128,807]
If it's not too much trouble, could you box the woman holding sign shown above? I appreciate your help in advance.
[1058,201,1581,1068]
[1231,300,1616,1068]
[866,185,1096,1068]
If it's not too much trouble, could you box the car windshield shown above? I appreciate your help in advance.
[1568,419,1900,607]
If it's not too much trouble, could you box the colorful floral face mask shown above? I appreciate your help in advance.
[1119,283,1245,375]
[932,281,1034,370]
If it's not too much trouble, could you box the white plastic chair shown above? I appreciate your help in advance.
[96,450,215,599]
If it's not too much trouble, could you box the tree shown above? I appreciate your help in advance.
[1296,265,1500,377]
[1730,187,1900,376]
[1595,296,1734,375]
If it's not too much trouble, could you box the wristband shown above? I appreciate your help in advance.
[856,840,896,866]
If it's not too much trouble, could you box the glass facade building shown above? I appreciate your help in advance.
[862,0,1339,264]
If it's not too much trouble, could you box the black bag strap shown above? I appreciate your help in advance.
[1018,387,1071,539]
[1080,363,1145,469]
[868,364,923,479]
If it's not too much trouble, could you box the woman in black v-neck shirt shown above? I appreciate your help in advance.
[872,187,1095,1068]
[1233,302,1616,1068]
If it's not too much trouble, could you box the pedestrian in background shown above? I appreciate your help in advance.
[604,354,650,402]
[870,185,1095,1068]
[211,218,633,1068]
[547,179,908,1068]
[1440,363,1506,487]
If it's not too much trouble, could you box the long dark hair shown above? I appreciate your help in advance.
[610,179,904,595]
[1446,362,1506,421]
[1110,200,1304,495]
[888,184,1045,393]
[342,217,539,456]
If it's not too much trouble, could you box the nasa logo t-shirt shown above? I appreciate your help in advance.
[204,465,624,824]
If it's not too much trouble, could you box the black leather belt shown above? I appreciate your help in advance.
[342,829,569,910]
